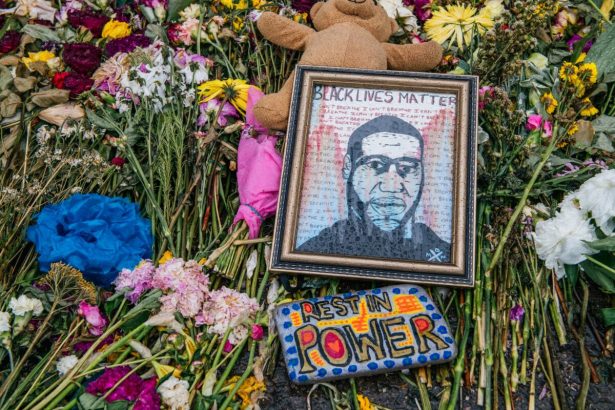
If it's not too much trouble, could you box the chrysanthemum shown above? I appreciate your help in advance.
[198,79,254,115]
[424,4,494,50]
[567,121,579,136]
[578,62,598,85]
[580,98,598,117]
[541,92,558,114]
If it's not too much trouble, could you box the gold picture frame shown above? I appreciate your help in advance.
[270,66,478,287]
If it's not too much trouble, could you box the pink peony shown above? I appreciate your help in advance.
[152,258,210,318]
[77,301,107,336]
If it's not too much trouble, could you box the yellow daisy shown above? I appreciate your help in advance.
[357,394,375,410]
[198,79,255,115]
[567,121,579,136]
[424,4,494,50]
[580,98,599,117]
[541,92,558,114]
[559,62,579,83]
[578,62,598,85]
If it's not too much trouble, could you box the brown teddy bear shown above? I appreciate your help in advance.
[253,0,443,131]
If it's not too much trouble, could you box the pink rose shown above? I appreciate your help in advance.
[223,340,233,353]
[251,324,264,341]
[77,301,108,336]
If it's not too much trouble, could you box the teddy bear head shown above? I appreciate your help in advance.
[310,0,399,42]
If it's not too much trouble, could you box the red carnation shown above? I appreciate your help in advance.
[63,72,94,97]
[67,9,110,37]
[0,31,21,54]
[52,71,69,89]
[62,43,102,75]
[111,157,126,167]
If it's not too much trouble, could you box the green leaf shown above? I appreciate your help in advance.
[601,307,615,327]
[168,0,193,21]
[592,115,615,134]
[581,258,615,293]
[586,22,615,77]
[120,309,149,333]
[77,393,105,410]
[107,400,131,410]
[104,292,125,319]
[587,236,615,252]
[21,24,61,42]
[564,264,579,287]
[192,394,208,410]
[86,108,119,132]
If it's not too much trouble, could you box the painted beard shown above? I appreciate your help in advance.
[346,179,422,235]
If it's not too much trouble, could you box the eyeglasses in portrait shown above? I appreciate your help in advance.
[271,67,478,287]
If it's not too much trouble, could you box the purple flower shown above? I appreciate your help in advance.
[292,0,318,13]
[86,366,158,403]
[0,31,21,54]
[509,304,525,321]
[63,43,102,75]
[105,34,151,57]
[197,99,238,127]
[567,34,593,53]
[67,9,110,37]
[404,0,432,21]
[63,72,94,96]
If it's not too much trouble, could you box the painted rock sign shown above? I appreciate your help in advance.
[275,285,456,383]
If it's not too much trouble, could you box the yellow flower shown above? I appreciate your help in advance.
[152,361,182,379]
[578,62,598,85]
[424,4,494,50]
[158,251,173,265]
[22,50,56,70]
[580,98,599,117]
[102,20,132,39]
[233,17,244,32]
[357,394,375,410]
[293,12,308,23]
[226,376,266,409]
[197,257,207,265]
[567,121,579,136]
[198,79,255,115]
[220,0,265,10]
[541,92,558,114]
[559,62,579,83]
[575,53,587,63]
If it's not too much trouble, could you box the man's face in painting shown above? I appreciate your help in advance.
[343,132,424,232]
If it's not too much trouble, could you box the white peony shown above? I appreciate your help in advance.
[56,355,79,376]
[574,169,615,235]
[533,205,598,278]
[8,295,43,317]
[0,312,10,333]
[158,376,190,410]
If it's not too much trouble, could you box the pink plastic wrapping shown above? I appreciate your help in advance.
[232,87,283,238]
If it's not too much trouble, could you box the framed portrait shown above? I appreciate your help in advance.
[270,66,478,287]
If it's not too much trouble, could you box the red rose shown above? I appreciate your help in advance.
[62,43,102,75]
[63,72,94,97]
[0,31,21,54]
[52,71,69,89]
[67,9,110,38]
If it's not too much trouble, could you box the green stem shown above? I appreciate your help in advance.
[446,291,472,410]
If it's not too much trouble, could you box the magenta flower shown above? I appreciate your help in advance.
[67,9,110,37]
[105,34,151,57]
[77,301,107,336]
[478,86,494,110]
[566,34,593,52]
[292,0,318,13]
[86,366,160,408]
[404,0,432,21]
[509,304,525,321]
[113,260,155,303]
[223,340,233,353]
[251,324,264,341]
[526,114,553,137]
[62,72,94,97]
[0,31,21,54]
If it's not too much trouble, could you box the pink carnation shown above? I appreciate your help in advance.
[86,366,160,408]
[526,114,553,137]
[152,258,210,318]
[113,260,155,303]
[77,301,107,336]
[196,287,259,344]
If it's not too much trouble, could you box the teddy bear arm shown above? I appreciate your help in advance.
[257,12,315,51]
[383,41,444,72]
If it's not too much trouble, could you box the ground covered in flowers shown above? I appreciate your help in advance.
[1,0,615,409]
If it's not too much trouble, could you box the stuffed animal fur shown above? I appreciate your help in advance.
[253,0,443,131]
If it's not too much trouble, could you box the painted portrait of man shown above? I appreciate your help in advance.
[297,115,451,263]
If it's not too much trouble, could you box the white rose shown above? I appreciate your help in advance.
[0,312,10,333]
[158,376,190,410]
[56,355,79,376]
[8,295,44,317]
[533,205,598,278]
[574,169,615,235]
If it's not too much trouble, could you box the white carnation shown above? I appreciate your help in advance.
[0,312,10,333]
[158,376,190,410]
[574,169,615,235]
[8,295,44,317]
[56,355,79,376]
[533,205,598,278]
